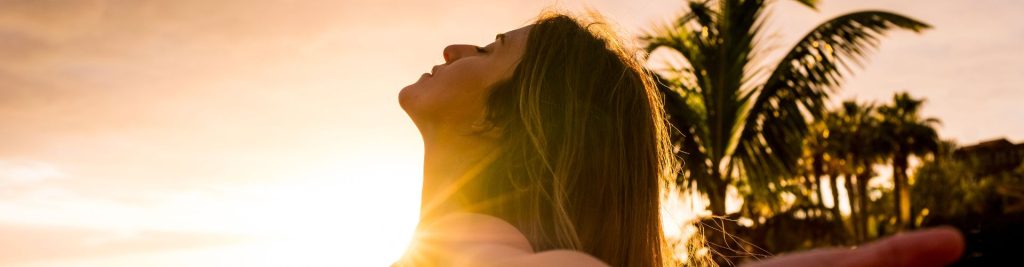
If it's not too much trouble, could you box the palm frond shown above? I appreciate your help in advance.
[791,0,819,10]
[653,73,708,188]
[735,11,931,182]
[760,11,931,119]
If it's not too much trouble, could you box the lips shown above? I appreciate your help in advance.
[430,65,441,76]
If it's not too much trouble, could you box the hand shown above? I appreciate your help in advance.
[743,227,965,267]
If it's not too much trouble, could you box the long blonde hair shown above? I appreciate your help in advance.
[462,12,675,267]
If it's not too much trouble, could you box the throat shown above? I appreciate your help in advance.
[418,135,499,221]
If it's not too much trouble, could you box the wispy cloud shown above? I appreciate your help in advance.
[0,160,63,186]
[0,223,246,266]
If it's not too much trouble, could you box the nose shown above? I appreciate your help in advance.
[443,44,480,64]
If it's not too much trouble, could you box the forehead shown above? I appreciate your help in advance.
[505,25,532,39]
[502,25,532,48]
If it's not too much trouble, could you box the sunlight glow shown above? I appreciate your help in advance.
[3,0,1020,265]
[0,158,424,267]
[218,161,422,266]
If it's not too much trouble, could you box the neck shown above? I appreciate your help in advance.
[419,130,497,222]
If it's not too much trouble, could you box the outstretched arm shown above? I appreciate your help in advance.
[744,227,965,267]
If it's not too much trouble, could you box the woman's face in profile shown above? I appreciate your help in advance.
[400,25,531,131]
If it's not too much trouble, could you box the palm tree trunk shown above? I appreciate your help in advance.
[845,173,861,242]
[897,154,913,227]
[892,161,902,228]
[708,169,728,216]
[705,168,733,267]
[828,172,846,243]
[829,173,842,217]
[893,153,911,229]
[813,153,826,209]
[857,164,872,240]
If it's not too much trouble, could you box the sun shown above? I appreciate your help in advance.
[200,161,424,266]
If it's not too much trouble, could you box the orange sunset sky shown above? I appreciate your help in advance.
[1,0,1022,266]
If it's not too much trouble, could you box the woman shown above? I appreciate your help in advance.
[395,13,963,267]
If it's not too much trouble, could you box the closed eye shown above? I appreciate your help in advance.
[475,46,488,54]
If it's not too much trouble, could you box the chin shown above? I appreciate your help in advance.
[398,84,416,112]
[399,81,430,118]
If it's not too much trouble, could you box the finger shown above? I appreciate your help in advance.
[842,226,965,267]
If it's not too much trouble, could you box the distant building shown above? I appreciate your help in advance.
[954,138,1024,176]
[953,138,1024,214]
[927,139,1024,266]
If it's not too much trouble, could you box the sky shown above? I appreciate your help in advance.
[0,0,1021,266]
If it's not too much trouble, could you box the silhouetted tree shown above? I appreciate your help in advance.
[643,0,931,217]
[877,92,940,229]
[828,101,885,242]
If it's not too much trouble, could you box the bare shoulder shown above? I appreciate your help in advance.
[406,213,609,267]
[421,212,534,253]
[397,212,533,266]
[474,249,610,267]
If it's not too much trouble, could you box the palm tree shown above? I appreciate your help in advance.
[828,100,885,242]
[643,0,931,216]
[878,92,940,229]
[805,117,831,213]
[806,113,848,240]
